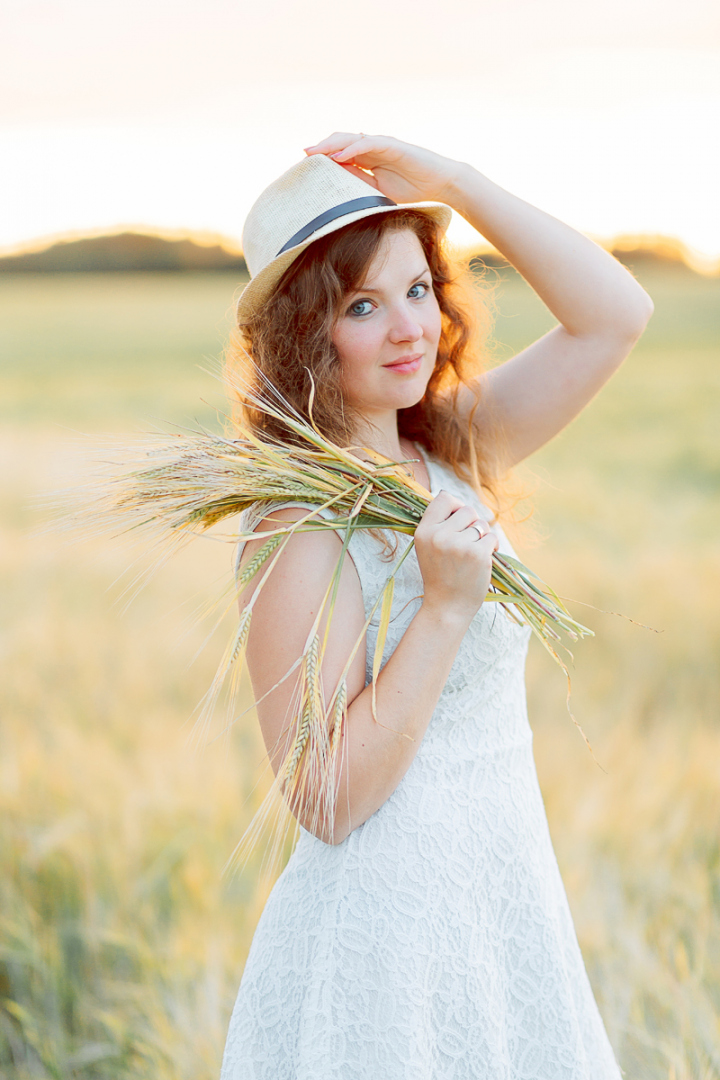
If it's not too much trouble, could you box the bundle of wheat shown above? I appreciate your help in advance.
[58,372,593,860]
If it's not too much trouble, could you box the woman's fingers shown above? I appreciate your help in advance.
[438,506,477,536]
[474,529,499,554]
[330,162,380,188]
[418,492,490,531]
[305,132,400,170]
[447,519,498,554]
[304,132,368,156]
[449,518,497,552]
[422,493,490,534]
[329,139,384,165]
[304,134,385,185]
[417,490,465,528]
[418,493,496,555]
[445,506,483,534]
[304,132,457,205]
[464,521,486,542]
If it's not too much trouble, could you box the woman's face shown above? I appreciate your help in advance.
[331,228,442,420]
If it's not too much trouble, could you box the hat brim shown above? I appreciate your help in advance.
[235,201,453,322]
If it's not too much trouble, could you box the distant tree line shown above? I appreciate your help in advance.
[0,230,702,275]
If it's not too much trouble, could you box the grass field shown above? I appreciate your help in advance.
[1,263,719,1078]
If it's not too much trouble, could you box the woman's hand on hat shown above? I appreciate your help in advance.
[303,133,465,207]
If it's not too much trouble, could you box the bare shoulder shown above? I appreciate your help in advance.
[239,505,361,604]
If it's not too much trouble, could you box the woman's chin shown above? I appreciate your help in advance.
[382,375,431,411]
[398,392,427,411]
[366,392,426,415]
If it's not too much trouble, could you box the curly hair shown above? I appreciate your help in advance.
[226,208,505,512]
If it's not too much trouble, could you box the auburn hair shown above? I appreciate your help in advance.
[226,209,506,514]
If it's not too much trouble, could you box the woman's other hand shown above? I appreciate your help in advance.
[414,490,498,625]
[304,132,464,207]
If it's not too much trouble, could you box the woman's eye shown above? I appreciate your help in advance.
[348,299,373,317]
[408,281,430,299]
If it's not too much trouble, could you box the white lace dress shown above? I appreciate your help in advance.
[220,448,621,1080]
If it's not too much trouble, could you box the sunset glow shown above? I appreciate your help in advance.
[2,2,719,262]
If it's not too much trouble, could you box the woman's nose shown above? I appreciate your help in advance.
[388,306,423,344]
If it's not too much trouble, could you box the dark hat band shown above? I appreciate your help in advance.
[276,195,397,257]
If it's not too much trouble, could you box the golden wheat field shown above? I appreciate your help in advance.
[1,263,719,1079]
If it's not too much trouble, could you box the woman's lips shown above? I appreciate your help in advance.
[383,353,423,374]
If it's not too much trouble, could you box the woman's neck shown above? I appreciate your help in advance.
[350,410,404,462]
[349,411,427,486]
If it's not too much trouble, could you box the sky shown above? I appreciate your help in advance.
[2,0,720,262]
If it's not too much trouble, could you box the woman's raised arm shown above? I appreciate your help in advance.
[439,163,654,466]
[306,133,654,468]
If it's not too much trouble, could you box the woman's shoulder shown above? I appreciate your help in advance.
[235,500,340,576]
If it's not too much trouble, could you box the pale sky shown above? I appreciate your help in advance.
[2,0,720,260]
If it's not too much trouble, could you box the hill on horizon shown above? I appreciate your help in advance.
[0,231,248,274]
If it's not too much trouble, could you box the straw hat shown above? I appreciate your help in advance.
[237,154,453,321]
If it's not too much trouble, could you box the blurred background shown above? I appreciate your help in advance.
[1,1,719,1078]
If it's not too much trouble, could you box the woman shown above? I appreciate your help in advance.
[220,133,653,1078]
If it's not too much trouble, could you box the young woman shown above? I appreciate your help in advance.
[220,133,653,1078]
